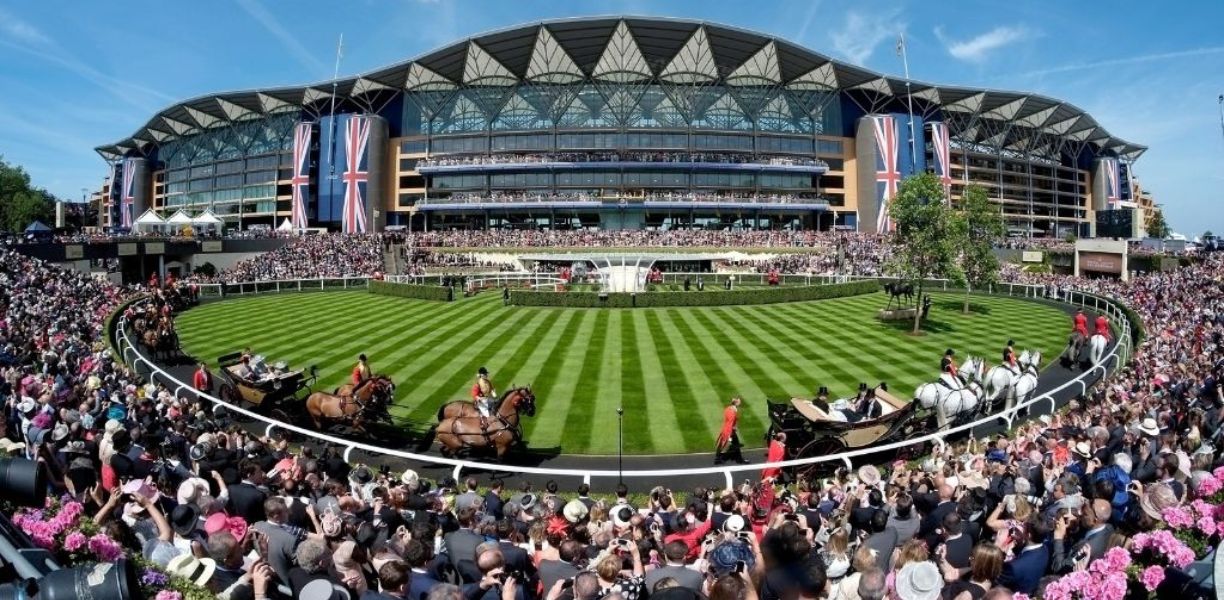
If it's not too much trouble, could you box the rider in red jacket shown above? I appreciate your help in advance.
[1095,315,1111,340]
[1073,309,1089,338]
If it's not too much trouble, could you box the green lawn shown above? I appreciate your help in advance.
[175,291,1068,455]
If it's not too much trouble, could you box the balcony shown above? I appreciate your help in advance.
[417,152,829,175]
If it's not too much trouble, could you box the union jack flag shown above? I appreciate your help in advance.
[929,121,953,201]
[120,158,136,229]
[1102,158,1120,209]
[290,122,313,231]
[872,115,900,234]
[341,116,370,234]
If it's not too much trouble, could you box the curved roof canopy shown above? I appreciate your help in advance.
[96,16,1145,161]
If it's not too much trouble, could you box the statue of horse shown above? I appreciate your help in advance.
[883,283,915,309]
[914,356,983,430]
[305,375,395,433]
[1061,332,1086,367]
[435,387,536,460]
[984,350,1041,412]
[435,387,529,421]
[1088,334,1109,366]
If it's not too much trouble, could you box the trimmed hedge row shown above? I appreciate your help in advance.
[368,280,454,302]
[508,280,880,308]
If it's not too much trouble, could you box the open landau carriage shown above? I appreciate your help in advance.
[216,351,318,423]
[766,384,924,474]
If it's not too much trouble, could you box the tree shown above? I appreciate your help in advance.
[0,157,55,232]
[1146,209,1170,239]
[1204,230,1214,238]
[957,184,1006,314]
[887,172,965,334]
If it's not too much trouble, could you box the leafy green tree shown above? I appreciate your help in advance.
[0,157,55,232]
[958,184,1006,314]
[887,172,965,334]
[1145,209,1170,239]
[1204,230,1214,238]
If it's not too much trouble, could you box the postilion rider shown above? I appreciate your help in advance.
[471,367,497,430]
[1073,308,1090,339]
[350,354,372,394]
[939,348,965,390]
[1095,314,1111,341]
[1002,339,1019,375]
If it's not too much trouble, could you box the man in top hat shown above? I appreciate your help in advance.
[715,397,747,465]
[1073,308,1089,339]
[1002,340,1019,375]
[471,367,496,430]
[940,349,963,389]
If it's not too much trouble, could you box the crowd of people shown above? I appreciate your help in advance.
[418,152,827,169]
[431,192,825,206]
[2,234,1222,600]
[210,235,386,283]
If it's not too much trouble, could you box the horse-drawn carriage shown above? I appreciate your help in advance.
[216,351,318,423]
[766,385,925,476]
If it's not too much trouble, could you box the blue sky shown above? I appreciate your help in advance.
[1,0,1221,235]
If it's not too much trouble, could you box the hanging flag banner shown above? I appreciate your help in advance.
[872,115,900,234]
[290,122,313,230]
[1102,157,1120,209]
[929,121,953,200]
[341,115,371,233]
[120,158,136,229]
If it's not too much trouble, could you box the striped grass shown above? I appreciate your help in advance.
[176,291,1069,454]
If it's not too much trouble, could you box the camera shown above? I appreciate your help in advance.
[0,458,141,600]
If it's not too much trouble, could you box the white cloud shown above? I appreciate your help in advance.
[831,9,905,66]
[935,25,1028,63]
[0,7,50,45]
[1012,46,1224,78]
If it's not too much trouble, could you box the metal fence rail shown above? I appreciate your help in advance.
[119,281,1132,489]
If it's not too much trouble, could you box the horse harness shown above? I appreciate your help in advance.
[449,411,522,442]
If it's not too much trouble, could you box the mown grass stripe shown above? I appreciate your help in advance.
[631,312,686,454]
[618,312,653,453]
[564,311,610,453]
[707,307,833,396]
[180,293,388,346]
[524,311,597,448]
[643,311,719,448]
[512,310,582,445]
[668,309,768,439]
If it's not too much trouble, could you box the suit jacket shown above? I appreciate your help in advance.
[408,569,443,600]
[998,545,1050,595]
[863,529,898,572]
[484,492,505,520]
[252,521,300,583]
[226,483,267,524]
[644,564,703,593]
[918,501,956,540]
[444,528,484,565]
[1050,525,1114,574]
[497,541,533,575]
[537,559,580,594]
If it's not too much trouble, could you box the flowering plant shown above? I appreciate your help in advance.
[1158,500,1222,559]
[1041,548,1131,600]
[1130,530,1196,569]
[9,495,111,565]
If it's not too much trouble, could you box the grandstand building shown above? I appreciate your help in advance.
[95,17,1152,236]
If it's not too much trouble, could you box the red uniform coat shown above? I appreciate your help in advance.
[716,405,738,449]
[761,439,786,480]
[193,368,211,391]
[1095,315,1111,339]
[1074,313,1089,337]
[351,364,369,386]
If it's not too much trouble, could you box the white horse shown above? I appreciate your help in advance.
[1088,334,1108,366]
[914,356,984,430]
[984,350,1041,411]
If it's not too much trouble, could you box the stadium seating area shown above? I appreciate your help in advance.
[418,152,828,169]
[2,237,1221,600]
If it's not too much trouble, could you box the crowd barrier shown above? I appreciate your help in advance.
[117,279,1134,489]
[194,277,370,298]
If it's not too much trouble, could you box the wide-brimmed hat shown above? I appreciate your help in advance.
[1174,451,1192,478]
[62,441,88,454]
[562,500,588,524]
[203,512,248,542]
[1138,418,1160,436]
[513,493,536,510]
[611,505,634,529]
[400,469,419,486]
[0,438,27,454]
[958,471,988,491]
[723,514,746,533]
[16,399,36,414]
[858,465,881,486]
[165,553,216,587]
[177,477,210,505]
[896,561,943,600]
[1073,442,1093,459]
[1139,483,1179,521]
[708,540,754,576]
[298,579,351,600]
[170,503,201,537]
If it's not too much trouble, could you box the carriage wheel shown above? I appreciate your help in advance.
[794,437,847,481]
[219,384,238,403]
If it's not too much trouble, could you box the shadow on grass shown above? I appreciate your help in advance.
[933,299,993,316]
[878,317,957,334]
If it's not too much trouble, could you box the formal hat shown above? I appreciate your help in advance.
[110,453,135,479]
[958,471,989,491]
[858,465,882,487]
[1007,339,1015,346]
[1073,442,1093,459]
[1139,483,1179,521]
[320,511,344,537]
[358,354,367,361]
[896,561,943,600]
[177,477,210,505]
[203,513,248,542]
[350,466,373,485]
[50,423,70,443]
[723,514,746,533]
[188,443,210,462]
[708,541,754,577]
[858,382,868,392]
[165,553,216,587]
[62,441,88,454]
[80,413,96,431]
[513,493,536,510]
[478,367,489,376]
[170,503,201,537]
[562,500,588,524]
[0,438,27,454]
[1138,418,1160,436]
[611,505,634,529]
[16,399,36,414]
[400,469,420,486]
[945,349,955,356]
[986,449,1008,463]
[299,579,350,600]
[1174,451,1192,478]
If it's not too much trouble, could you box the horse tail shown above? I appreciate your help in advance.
[436,402,449,422]
[417,423,439,452]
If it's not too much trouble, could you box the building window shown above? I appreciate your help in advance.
[400,139,428,154]
[816,139,844,154]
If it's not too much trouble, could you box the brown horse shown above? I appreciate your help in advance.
[435,387,525,421]
[305,375,395,432]
[435,387,535,460]
[141,327,177,360]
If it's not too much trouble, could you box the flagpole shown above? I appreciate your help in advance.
[327,34,344,182]
[898,33,917,171]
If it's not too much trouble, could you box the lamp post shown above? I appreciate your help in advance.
[616,407,624,485]
[1217,94,1224,154]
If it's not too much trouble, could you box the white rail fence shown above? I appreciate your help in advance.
[119,282,1133,489]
